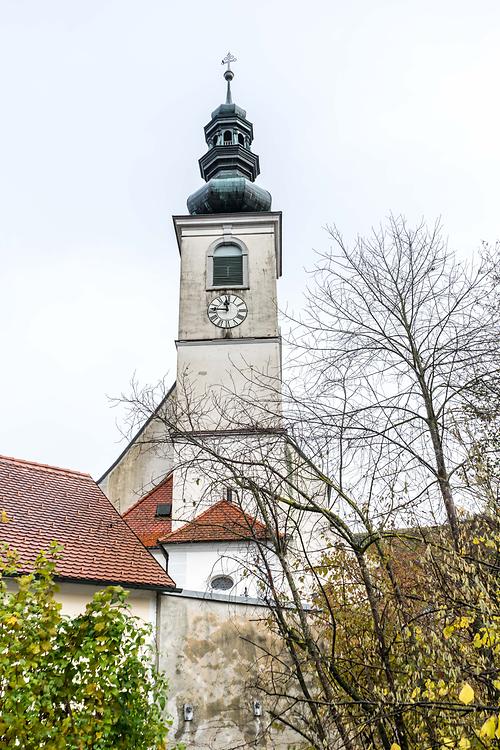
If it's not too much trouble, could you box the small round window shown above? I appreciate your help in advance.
[210,575,234,591]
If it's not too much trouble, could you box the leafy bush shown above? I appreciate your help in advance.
[0,542,175,750]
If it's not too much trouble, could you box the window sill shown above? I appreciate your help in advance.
[206,285,250,292]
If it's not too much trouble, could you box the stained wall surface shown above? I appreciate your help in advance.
[175,212,282,434]
[159,593,305,750]
[175,213,281,342]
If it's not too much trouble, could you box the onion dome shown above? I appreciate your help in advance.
[187,53,272,215]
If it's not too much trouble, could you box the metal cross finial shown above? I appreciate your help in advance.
[221,52,237,104]
[221,51,237,72]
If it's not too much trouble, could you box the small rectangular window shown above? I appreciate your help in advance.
[156,503,172,518]
[213,256,243,287]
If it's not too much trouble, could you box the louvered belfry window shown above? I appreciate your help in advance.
[213,243,243,287]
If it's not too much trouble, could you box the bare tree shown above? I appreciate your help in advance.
[115,217,499,750]
[289,216,499,545]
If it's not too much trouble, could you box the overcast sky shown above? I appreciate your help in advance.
[0,0,499,478]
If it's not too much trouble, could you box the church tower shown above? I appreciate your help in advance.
[174,54,282,432]
[99,55,283,593]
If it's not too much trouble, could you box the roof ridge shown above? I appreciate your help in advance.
[0,454,91,478]
[160,499,268,544]
[168,498,240,528]
[181,498,230,524]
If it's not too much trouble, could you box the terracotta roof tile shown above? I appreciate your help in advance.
[160,500,270,545]
[123,476,173,547]
[0,454,175,589]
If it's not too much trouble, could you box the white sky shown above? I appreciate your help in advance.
[0,0,499,479]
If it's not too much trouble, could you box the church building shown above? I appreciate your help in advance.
[98,56,302,748]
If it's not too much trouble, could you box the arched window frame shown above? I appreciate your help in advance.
[206,237,249,290]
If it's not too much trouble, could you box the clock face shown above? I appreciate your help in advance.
[208,294,248,329]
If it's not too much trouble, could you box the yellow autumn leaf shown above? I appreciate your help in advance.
[479,716,497,740]
[0,510,10,523]
[458,738,471,750]
[390,744,401,750]
[458,683,474,705]
[5,615,18,626]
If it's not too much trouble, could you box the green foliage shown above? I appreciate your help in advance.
[310,522,500,749]
[257,516,499,750]
[0,542,175,750]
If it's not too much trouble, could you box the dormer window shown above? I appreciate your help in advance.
[156,503,172,518]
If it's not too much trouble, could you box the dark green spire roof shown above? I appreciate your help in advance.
[187,55,272,215]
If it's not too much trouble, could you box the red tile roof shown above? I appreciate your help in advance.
[160,500,270,545]
[123,475,173,547]
[0,454,175,589]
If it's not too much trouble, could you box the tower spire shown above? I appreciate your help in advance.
[186,54,272,215]
[221,51,237,104]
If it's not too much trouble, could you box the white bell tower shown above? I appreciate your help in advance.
[173,54,283,433]
[174,212,282,431]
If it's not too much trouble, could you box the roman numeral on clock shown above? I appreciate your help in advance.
[207,294,247,329]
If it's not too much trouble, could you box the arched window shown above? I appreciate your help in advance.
[238,133,245,146]
[223,130,232,145]
[213,243,243,287]
[207,238,249,290]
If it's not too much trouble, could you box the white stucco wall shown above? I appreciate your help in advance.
[170,432,288,529]
[6,578,158,627]
[162,540,270,598]
[55,581,158,627]
[176,338,281,431]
